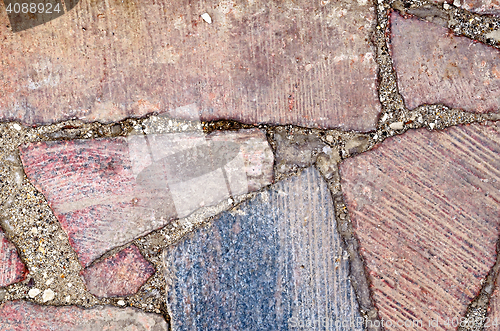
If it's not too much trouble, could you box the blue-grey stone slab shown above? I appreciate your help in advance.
[163,167,363,330]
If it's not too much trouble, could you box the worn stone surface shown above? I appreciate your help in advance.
[0,0,380,131]
[487,272,500,330]
[340,123,500,330]
[163,167,363,330]
[0,228,27,288]
[81,245,155,298]
[0,300,168,330]
[391,11,500,113]
[19,129,273,267]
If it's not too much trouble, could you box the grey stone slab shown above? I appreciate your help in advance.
[163,167,363,330]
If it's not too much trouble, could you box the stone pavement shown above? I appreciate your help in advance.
[0,0,499,330]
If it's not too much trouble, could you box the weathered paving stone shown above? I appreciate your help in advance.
[163,167,363,331]
[80,245,155,298]
[0,0,380,131]
[340,122,500,330]
[0,228,27,288]
[391,11,500,113]
[19,129,273,267]
[0,300,168,330]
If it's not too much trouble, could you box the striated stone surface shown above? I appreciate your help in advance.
[81,245,155,298]
[0,228,27,288]
[0,300,168,330]
[340,122,500,330]
[20,129,273,267]
[391,11,500,113]
[163,167,363,331]
[0,0,380,131]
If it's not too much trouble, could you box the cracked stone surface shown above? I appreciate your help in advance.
[0,0,380,131]
[340,122,500,330]
[163,167,362,330]
[81,245,155,298]
[391,11,500,113]
[19,128,273,267]
[0,229,27,288]
[0,300,168,330]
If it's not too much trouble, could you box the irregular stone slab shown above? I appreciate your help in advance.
[81,245,155,298]
[0,0,380,131]
[391,11,500,113]
[163,167,363,331]
[20,129,273,267]
[0,300,168,330]
[0,229,27,288]
[340,123,500,330]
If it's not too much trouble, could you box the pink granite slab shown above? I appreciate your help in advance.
[0,229,27,288]
[0,0,380,131]
[81,245,154,298]
[391,11,500,113]
[19,129,273,267]
[0,300,168,330]
[340,122,500,330]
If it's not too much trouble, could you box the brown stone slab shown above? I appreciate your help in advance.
[81,245,154,298]
[0,0,380,131]
[0,228,27,288]
[19,129,273,267]
[340,123,500,330]
[0,300,168,330]
[391,11,500,113]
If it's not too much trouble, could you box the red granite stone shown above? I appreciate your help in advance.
[81,245,154,298]
[0,229,27,288]
[391,11,500,113]
[0,0,380,131]
[19,129,273,267]
[0,300,168,330]
[340,123,500,330]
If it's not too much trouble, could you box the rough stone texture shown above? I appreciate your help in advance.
[19,129,273,267]
[0,0,380,131]
[80,245,155,298]
[340,123,500,330]
[163,167,363,331]
[0,300,168,330]
[487,272,500,330]
[0,228,27,288]
[391,11,500,113]
[430,0,500,15]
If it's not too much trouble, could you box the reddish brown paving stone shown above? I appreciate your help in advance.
[0,300,168,330]
[19,129,273,267]
[80,245,154,298]
[340,123,500,330]
[391,11,500,113]
[0,0,380,131]
[0,229,27,288]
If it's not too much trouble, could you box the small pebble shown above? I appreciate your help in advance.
[389,122,404,130]
[201,13,212,24]
[28,288,41,298]
[42,289,55,302]
[12,123,21,131]
[46,278,54,286]
[117,300,125,306]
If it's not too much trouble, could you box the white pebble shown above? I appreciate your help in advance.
[45,278,54,286]
[42,289,55,302]
[28,288,41,298]
[389,122,404,130]
[117,300,125,306]
[65,295,71,302]
[201,13,212,24]
[12,123,21,131]
[67,283,72,288]
[443,3,450,9]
